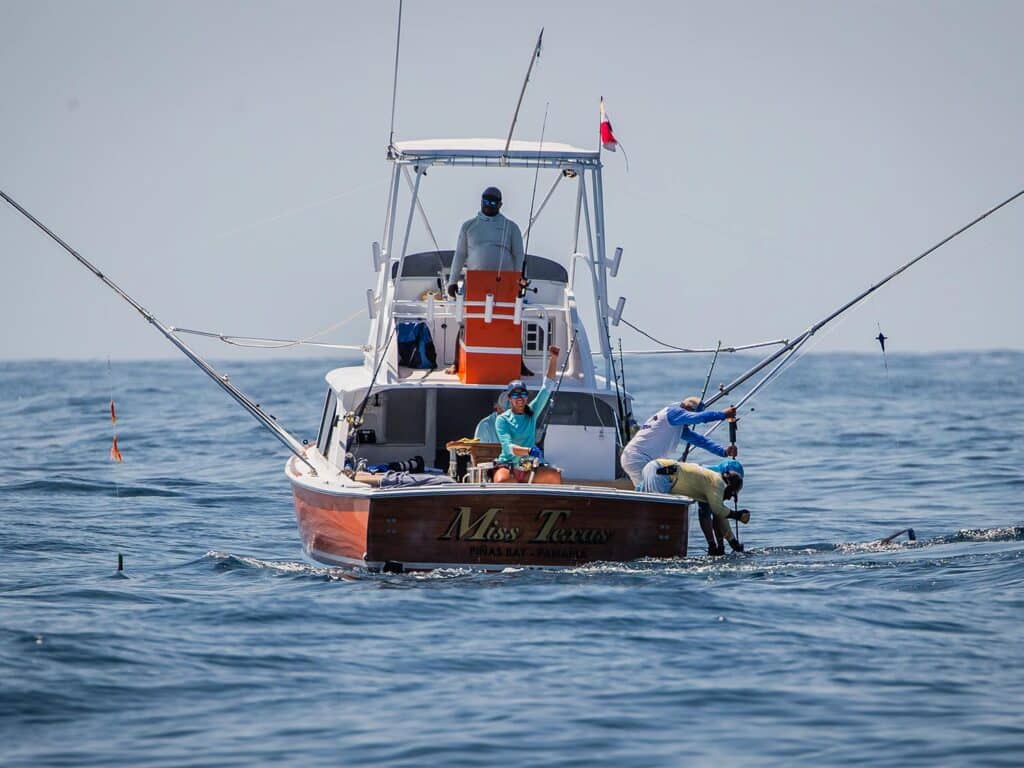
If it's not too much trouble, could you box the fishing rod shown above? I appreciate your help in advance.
[703,335,811,440]
[344,327,395,457]
[615,337,631,447]
[681,340,722,462]
[502,28,544,162]
[538,332,578,440]
[700,186,1024,412]
[1,189,317,472]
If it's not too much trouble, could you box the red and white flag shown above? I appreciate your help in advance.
[599,97,618,151]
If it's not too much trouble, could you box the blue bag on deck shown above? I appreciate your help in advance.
[396,321,437,369]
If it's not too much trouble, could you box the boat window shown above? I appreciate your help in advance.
[316,389,337,455]
[543,393,616,429]
[385,389,426,444]
[436,388,503,445]
[523,320,553,353]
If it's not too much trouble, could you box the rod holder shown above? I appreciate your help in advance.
[455,291,465,321]
[484,293,495,323]
[513,297,523,325]
[610,296,626,326]
[426,293,435,325]
[371,241,383,271]
[366,289,377,319]
[609,246,623,277]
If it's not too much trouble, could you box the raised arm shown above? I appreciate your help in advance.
[530,346,561,415]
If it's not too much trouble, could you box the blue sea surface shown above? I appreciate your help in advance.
[1,352,1022,766]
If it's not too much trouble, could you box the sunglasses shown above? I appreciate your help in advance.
[508,390,529,399]
[482,198,501,206]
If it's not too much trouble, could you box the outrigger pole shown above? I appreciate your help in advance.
[699,186,1024,413]
[386,0,404,153]
[502,28,544,163]
[0,190,317,473]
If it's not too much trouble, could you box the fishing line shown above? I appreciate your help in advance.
[619,317,786,354]
[681,341,722,463]
[346,327,396,458]
[610,340,788,355]
[523,103,550,260]
[172,306,368,350]
[212,181,386,242]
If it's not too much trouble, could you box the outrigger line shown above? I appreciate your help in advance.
[0,190,317,473]
[698,186,1024,420]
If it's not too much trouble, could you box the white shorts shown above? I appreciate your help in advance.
[620,449,654,489]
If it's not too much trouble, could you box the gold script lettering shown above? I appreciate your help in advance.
[439,507,501,541]
[530,509,571,543]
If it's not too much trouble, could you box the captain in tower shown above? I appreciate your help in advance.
[446,186,525,297]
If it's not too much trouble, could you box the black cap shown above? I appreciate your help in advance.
[482,186,502,204]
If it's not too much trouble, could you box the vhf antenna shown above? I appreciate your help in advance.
[502,28,544,163]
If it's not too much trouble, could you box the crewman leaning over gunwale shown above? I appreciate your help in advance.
[639,458,750,556]
[619,397,737,488]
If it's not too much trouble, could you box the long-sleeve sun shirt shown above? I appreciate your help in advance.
[623,405,730,463]
[655,459,735,540]
[448,212,525,290]
[495,379,552,463]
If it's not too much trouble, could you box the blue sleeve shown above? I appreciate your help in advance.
[680,427,728,458]
[665,406,728,426]
[495,416,515,455]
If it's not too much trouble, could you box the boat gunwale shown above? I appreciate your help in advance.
[286,458,691,505]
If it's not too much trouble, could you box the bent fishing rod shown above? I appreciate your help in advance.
[698,185,1024,416]
[1,189,317,472]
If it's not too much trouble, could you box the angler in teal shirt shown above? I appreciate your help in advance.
[493,346,561,484]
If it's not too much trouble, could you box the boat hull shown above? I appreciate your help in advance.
[291,477,690,571]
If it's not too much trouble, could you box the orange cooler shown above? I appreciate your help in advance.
[458,270,522,384]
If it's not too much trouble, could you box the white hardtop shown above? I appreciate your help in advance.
[392,138,600,164]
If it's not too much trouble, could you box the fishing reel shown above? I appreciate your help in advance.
[343,411,364,428]
[515,446,544,471]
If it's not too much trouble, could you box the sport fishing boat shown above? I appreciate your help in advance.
[4,23,1017,573]
[286,138,694,571]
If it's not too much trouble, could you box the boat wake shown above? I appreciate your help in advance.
[196,523,1022,583]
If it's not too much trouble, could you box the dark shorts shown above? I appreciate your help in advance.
[495,460,546,482]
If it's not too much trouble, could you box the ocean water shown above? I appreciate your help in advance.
[1,351,1022,767]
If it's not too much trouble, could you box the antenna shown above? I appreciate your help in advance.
[387,0,404,152]
[502,28,544,162]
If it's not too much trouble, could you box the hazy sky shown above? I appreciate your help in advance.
[2,0,1022,360]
